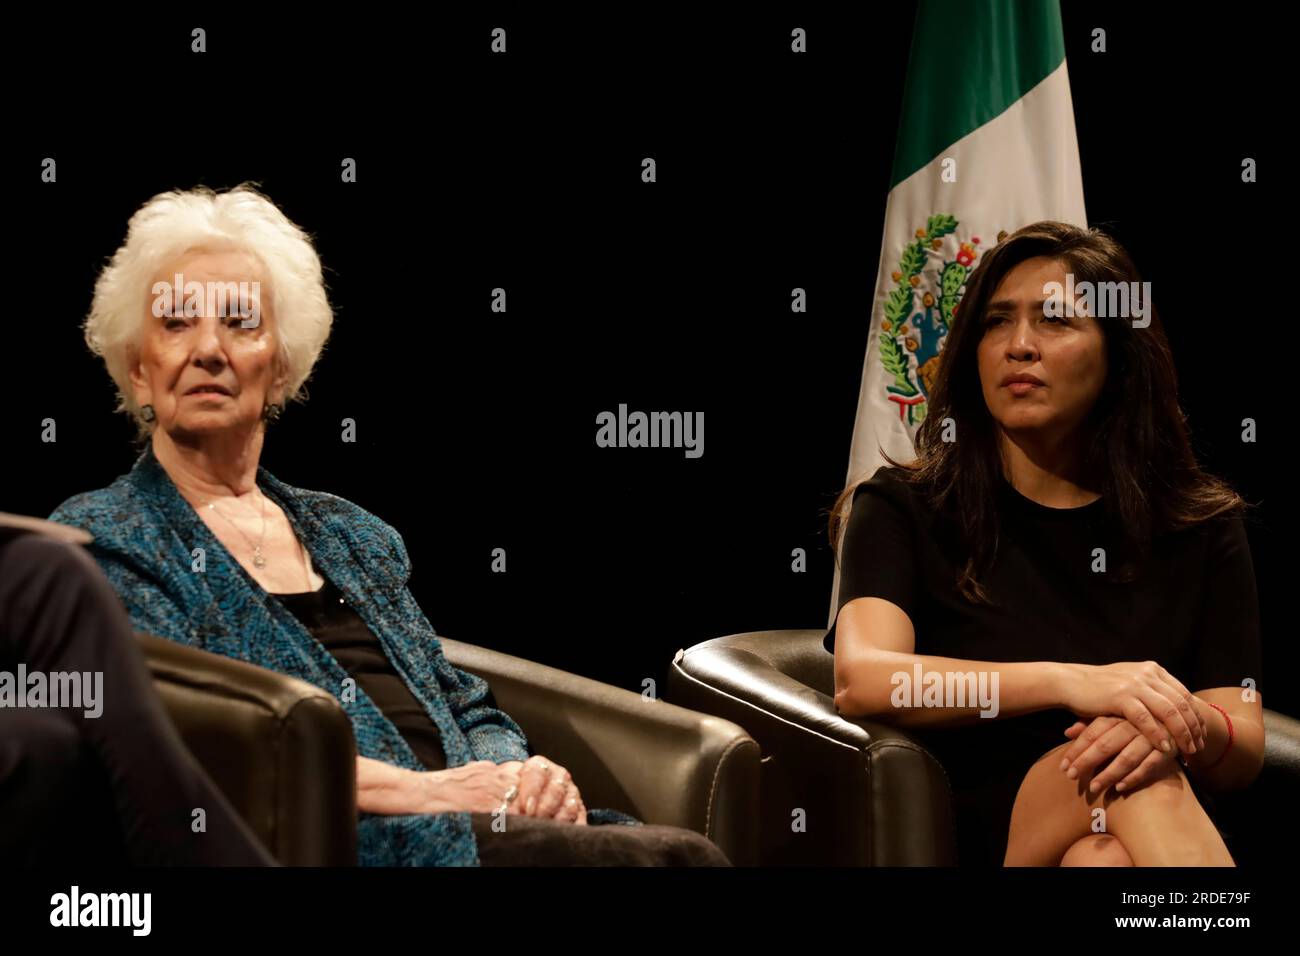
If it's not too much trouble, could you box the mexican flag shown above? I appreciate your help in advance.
[832,0,1088,620]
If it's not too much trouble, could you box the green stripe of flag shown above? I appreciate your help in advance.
[889,0,1067,189]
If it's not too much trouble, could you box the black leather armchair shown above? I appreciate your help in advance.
[667,628,1300,867]
[138,632,760,866]
[138,632,358,866]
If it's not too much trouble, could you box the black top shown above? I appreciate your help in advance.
[274,578,447,771]
[827,466,1262,865]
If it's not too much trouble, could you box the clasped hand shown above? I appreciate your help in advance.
[1059,660,1210,795]
[432,755,587,824]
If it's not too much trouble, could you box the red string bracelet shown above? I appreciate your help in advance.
[1203,701,1235,770]
[1176,702,1234,770]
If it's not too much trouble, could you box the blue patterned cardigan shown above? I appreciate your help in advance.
[49,443,633,866]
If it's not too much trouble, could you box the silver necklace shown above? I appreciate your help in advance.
[201,488,270,568]
[193,486,322,595]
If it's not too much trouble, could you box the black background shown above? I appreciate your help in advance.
[4,4,1289,718]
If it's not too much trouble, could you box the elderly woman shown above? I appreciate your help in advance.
[49,184,727,867]
[828,221,1264,867]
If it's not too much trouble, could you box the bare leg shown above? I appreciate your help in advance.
[1004,742,1233,867]
[1099,763,1234,866]
[1059,833,1133,867]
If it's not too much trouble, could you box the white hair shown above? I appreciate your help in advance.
[84,183,333,430]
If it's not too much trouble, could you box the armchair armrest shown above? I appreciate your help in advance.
[1213,707,1300,868]
[136,632,358,866]
[667,629,957,866]
[440,637,760,866]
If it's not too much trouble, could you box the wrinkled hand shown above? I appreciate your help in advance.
[510,755,587,825]
[423,759,524,815]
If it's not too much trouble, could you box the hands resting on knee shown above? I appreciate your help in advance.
[356,754,587,823]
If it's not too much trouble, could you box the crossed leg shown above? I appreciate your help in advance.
[1004,742,1234,867]
[1059,832,1133,867]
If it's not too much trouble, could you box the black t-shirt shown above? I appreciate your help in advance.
[826,465,1262,865]
[274,578,448,771]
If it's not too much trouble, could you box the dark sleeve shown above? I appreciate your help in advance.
[1188,513,1263,697]
[825,477,917,653]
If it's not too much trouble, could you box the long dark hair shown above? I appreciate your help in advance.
[829,220,1248,605]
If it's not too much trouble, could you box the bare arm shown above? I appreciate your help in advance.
[356,756,441,815]
[834,595,1207,761]
[832,597,1067,727]
[356,756,531,816]
[1185,689,1265,791]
